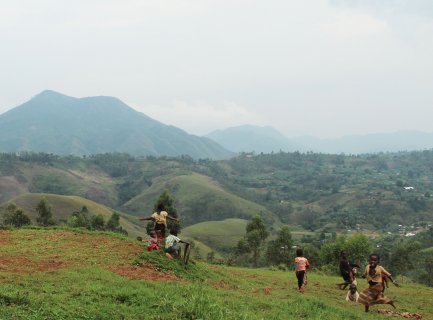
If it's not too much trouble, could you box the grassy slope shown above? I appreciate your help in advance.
[0,175,26,204]
[19,163,119,208]
[1,229,432,320]
[182,218,247,251]
[122,173,279,226]
[0,193,146,238]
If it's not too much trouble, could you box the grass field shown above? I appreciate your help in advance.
[182,218,247,251]
[1,228,432,320]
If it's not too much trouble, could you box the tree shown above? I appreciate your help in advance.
[106,212,127,235]
[3,203,31,227]
[239,215,269,267]
[67,206,91,229]
[389,241,422,275]
[91,214,105,230]
[106,212,120,230]
[265,225,292,265]
[319,233,372,270]
[36,198,55,227]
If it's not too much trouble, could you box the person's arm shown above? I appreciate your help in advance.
[387,275,399,287]
[139,216,154,221]
[382,267,399,287]
[167,215,180,222]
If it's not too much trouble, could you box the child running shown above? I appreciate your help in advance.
[139,203,180,240]
[294,248,310,292]
[338,250,359,290]
[358,253,400,312]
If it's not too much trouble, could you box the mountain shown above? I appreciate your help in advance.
[206,123,433,155]
[292,131,433,154]
[205,125,301,153]
[0,90,232,159]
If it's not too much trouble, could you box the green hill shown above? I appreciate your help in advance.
[0,193,146,238]
[2,150,433,240]
[122,173,279,227]
[0,158,119,207]
[182,218,247,252]
[0,229,432,319]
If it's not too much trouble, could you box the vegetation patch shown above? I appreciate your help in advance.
[0,293,30,306]
[109,263,179,281]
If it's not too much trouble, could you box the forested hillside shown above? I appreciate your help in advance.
[1,150,433,233]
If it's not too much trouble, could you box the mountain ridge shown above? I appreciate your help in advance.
[0,90,232,159]
[206,124,433,154]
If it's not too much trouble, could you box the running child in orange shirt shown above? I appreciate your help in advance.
[294,248,310,292]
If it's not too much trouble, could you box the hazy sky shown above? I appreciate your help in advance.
[1,0,432,138]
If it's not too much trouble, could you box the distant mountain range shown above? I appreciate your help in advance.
[2,91,432,157]
[206,125,433,154]
[205,125,301,154]
[0,91,232,159]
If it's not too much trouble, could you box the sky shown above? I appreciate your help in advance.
[1,0,433,138]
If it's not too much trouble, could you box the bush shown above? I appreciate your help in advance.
[3,203,31,228]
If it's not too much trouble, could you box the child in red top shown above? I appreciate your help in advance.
[147,230,159,251]
[294,248,310,292]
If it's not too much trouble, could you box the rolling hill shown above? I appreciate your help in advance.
[0,90,232,159]
[121,173,279,227]
[0,193,146,238]
[2,150,433,245]
[182,218,248,252]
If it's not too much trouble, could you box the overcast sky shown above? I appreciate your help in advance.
[1,0,432,138]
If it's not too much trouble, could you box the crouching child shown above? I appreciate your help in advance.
[346,283,359,302]
[147,230,159,251]
[164,229,189,259]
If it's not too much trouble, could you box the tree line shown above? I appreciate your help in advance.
[0,199,127,235]
[204,214,433,287]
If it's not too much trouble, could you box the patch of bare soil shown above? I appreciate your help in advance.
[109,263,179,281]
[213,279,231,289]
[0,257,67,273]
[0,230,12,245]
[232,271,260,279]
[378,309,422,319]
